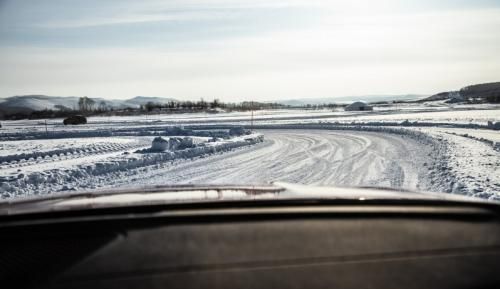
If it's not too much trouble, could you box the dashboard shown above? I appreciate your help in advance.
[1,199,499,289]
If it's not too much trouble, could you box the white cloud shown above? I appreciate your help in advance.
[0,2,499,100]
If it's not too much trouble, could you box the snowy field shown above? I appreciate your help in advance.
[0,103,499,200]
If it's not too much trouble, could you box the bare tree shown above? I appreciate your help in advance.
[145,101,156,112]
[86,98,95,111]
[210,99,219,109]
[78,97,85,112]
[98,101,107,111]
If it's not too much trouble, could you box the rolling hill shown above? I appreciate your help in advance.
[0,95,178,114]
[420,82,500,103]
[275,94,426,106]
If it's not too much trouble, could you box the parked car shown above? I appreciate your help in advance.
[63,115,87,125]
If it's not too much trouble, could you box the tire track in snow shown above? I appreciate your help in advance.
[0,142,147,170]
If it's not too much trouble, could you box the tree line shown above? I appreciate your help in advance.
[1,97,293,120]
[77,96,108,112]
[1,96,346,120]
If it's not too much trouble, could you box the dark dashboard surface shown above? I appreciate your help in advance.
[1,199,500,289]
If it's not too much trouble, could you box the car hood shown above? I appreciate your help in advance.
[0,182,495,216]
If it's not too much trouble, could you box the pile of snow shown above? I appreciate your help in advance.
[167,137,194,150]
[141,136,199,153]
[151,137,168,152]
[168,138,182,150]
[180,137,194,149]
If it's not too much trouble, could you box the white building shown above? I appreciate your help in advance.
[344,101,373,111]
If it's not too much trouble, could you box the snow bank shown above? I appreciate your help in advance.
[416,129,500,200]
[445,132,500,152]
[165,126,238,138]
[0,133,264,198]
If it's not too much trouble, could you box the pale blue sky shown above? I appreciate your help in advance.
[1,0,499,101]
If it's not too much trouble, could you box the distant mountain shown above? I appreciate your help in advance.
[0,95,178,114]
[125,96,176,106]
[420,82,500,103]
[421,92,453,102]
[0,95,81,113]
[275,94,426,106]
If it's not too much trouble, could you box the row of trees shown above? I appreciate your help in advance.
[139,98,219,112]
[78,97,108,112]
[138,99,288,112]
[1,96,340,120]
[75,96,339,114]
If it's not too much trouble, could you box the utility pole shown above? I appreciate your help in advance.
[250,101,254,130]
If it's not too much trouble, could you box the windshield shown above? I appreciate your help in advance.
[0,0,499,202]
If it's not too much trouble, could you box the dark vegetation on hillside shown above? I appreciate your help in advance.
[0,97,289,120]
[420,82,500,103]
[460,82,500,102]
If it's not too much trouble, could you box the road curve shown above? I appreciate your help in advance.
[124,130,432,191]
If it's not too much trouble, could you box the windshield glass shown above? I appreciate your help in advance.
[0,0,499,202]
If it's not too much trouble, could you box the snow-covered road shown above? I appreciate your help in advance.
[112,130,433,191]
